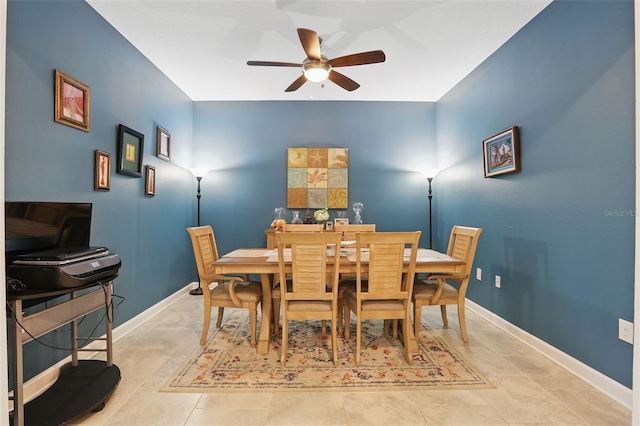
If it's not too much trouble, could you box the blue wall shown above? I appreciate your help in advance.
[4,0,635,390]
[436,0,634,387]
[192,101,438,255]
[5,0,196,381]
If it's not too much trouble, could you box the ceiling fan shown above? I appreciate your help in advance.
[247,28,386,92]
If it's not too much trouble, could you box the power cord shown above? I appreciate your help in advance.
[6,282,126,352]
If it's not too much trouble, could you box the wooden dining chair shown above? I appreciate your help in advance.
[272,223,324,335]
[334,223,376,241]
[344,231,421,366]
[187,225,262,347]
[333,223,376,335]
[282,223,324,232]
[412,225,483,343]
[276,231,342,366]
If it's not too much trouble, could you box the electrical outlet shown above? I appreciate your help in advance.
[476,268,482,281]
[495,275,501,288]
[619,319,634,344]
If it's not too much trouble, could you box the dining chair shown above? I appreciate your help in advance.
[187,225,262,347]
[276,231,342,366]
[333,223,376,335]
[334,223,376,242]
[282,223,324,232]
[272,222,324,335]
[412,225,483,343]
[344,231,421,366]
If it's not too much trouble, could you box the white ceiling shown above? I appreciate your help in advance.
[87,0,552,102]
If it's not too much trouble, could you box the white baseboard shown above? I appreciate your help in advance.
[13,282,195,404]
[466,300,633,410]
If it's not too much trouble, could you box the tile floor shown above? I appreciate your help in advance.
[70,294,631,425]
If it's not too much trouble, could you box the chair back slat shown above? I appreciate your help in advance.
[277,232,341,301]
[445,225,483,280]
[357,231,421,300]
[187,225,220,278]
[283,223,323,232]
[335,224,376,241]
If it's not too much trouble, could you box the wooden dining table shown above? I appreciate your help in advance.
[212,247,465,355]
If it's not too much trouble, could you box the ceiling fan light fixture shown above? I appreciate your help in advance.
[303,61,331,82]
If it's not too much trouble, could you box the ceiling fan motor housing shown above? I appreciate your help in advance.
[302,58,331,82]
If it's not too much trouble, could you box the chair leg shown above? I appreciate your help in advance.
[200,305,212,346]
[216,307,224,328]
[321,320,327,336]
[331,315,338,366]
[344,307,351,339]
[391,319,398,338]
[337,297,344,335]
[355,315,362,366]
[440,305,448,326]
[249,306,257,348]
[281,316,288,366]
[413,305,422,338]
[402,313,413,365]
[272,299,281,335]
[457,303,469,343]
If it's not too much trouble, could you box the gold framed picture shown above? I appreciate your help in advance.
[94,150,111,191]
[145,165,156,196]
[54,69,90,132]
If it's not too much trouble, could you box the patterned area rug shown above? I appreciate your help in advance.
[162,309,492,392]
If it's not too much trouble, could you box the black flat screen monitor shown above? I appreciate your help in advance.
[5,202,93,263]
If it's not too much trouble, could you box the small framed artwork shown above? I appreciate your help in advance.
[156,126,171,161]
[145,165,156,196]
[325,221,334,231]
[483,126,520,178]
[116,124,144,177]
[334,218,349,226]
[54,69,90,132]
[94,150,111,191]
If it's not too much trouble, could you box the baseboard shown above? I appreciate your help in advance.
[466,300,633,410]
[14,282,195,404]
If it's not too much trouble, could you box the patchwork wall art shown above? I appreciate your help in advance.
[287,148,348,209]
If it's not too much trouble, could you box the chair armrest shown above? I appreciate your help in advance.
[225,276,247,307]
[423,273,468,280]
[203,273,252,306]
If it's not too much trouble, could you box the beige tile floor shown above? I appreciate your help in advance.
[70,294,631,426]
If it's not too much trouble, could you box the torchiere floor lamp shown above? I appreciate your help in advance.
[189,168,210,296]
[422,169,440,249]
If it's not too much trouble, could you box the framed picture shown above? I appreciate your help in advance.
[334,218,349,226]
[116,124,144,177]
[325,221,334,231]
[483,126,520,178]
[54,69,90,132]
[145,165,156,196]
[94,150,111,191]
[156,126,171,161]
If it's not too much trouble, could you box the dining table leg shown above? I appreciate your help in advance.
[257,273,273,355]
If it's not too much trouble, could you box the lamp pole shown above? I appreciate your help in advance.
[427,177,434,249]
[189,169,209,296]
[421,169,439,250]
[195,176,202,227]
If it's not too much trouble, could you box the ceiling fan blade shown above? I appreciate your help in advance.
[297,28,321,61]
[328,70,360,91]
[328,50,386,67]
[285,74,308,92]
[247,60,301,67]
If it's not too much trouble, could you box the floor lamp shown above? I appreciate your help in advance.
[189,168,210,296]
[422,169,440,249]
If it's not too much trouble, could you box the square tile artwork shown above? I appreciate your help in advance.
[287,147,348,209]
